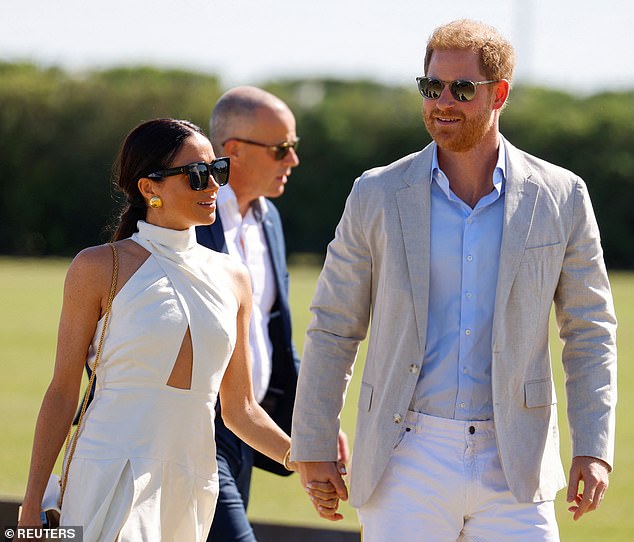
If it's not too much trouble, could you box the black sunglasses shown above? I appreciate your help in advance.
[148,158,230,190]
[223,137,300,161]
[416,76,499,102]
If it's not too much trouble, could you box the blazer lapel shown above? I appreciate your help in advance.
[492,144,539,345]
[255,200,295,365]
[254,200,284,294]
[396,149,433,354]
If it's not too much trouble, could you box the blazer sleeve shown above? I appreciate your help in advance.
[291,179,372,461]
[554,177,617,468]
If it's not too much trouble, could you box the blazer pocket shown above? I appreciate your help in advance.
[521,242,563,265]
[358,381,374,412]
[524,378,555,408]
[525,241,561,250]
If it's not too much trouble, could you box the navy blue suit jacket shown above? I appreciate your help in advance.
[196,199,300,476]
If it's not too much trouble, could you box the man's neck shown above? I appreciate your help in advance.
[237,198,253,218]
[228,182,257,217]
[437,135,500,209]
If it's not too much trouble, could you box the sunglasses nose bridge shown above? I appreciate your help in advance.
[434,82,459,106]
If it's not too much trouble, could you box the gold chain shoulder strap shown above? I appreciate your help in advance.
[59,242,119,507]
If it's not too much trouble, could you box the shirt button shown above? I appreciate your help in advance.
[463,367,468,374]
[466,255,473,262]
[460,402,466,409]
[467,217,473,224]
[465,292,472,299]
[409,364,419,374]
[465,329,472,336]
[393,414,403,424]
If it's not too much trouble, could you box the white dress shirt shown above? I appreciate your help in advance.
[217,185,276,403]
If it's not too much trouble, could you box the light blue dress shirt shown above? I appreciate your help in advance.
[410,141,506,421]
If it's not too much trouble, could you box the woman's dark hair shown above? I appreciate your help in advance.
[111,118,207,241]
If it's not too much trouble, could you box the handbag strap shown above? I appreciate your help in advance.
[59,242,119,507]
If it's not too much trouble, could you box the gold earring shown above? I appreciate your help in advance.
[149,196,163,209]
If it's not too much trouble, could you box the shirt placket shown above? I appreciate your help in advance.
[456,209,476,416]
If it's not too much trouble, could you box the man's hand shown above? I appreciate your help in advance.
[567,456,610,521]
[298,461,349,521]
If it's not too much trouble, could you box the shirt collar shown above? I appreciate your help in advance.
[217,184,268,222]
[430,139,507,199]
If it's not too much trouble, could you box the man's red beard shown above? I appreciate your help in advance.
[423,105,494,152]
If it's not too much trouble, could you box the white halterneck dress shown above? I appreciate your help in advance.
[60,220,238,541]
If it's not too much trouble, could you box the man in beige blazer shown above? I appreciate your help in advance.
[292,19,617,541]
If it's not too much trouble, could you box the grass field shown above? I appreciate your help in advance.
[1,257,632,540]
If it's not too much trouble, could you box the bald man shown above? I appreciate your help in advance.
[196,86,349,541]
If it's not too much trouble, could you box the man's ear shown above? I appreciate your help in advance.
[223,139,240,160]
[492,79,510,111]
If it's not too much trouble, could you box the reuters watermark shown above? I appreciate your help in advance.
[3,526,83,541]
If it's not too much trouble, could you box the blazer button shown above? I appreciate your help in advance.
[409,364,419,374]
[393,414,403,424]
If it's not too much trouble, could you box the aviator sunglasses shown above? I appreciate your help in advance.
[416,76,499,102]
[148,158,230,190]
[223,137,300,161]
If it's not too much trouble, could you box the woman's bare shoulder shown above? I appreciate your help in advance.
[222,255,251,306]
[69,243,115,278]
[59,244,116,308]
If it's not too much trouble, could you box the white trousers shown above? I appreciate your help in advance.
[357,412,559,542]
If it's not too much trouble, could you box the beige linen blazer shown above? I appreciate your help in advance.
[291,139,617,507]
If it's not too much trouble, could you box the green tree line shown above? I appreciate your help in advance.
[1,62,632,268]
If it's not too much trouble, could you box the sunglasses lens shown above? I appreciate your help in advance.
[211,158,230,186]
[274,140,299,161]
[420,78,443,99]
[187,164,208,190]
[275,147,289,161]
[451,80,477,102]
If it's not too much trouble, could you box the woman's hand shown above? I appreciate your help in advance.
[298,461,348,521]
[305,480,342,517]
[15,504,43,540]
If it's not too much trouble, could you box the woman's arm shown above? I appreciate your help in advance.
[219,261,348,516]
[18,245,113,526]
[219,263,291,467]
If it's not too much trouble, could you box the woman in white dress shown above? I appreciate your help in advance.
[18,118,322,540]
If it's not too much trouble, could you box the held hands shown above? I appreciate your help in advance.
[296,430,351,521]
[567,456,611,521]
[299,461,349,521]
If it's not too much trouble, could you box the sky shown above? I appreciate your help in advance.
[1,0,633,95]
